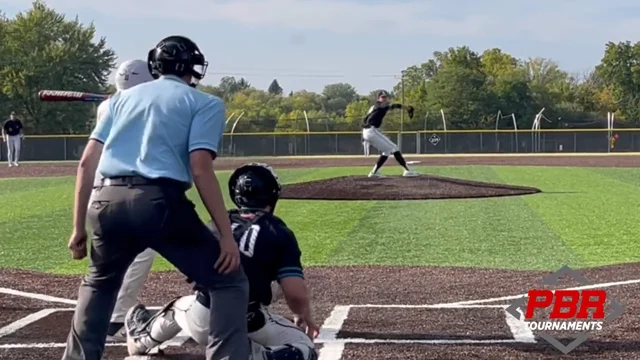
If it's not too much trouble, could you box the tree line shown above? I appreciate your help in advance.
[1,1,639,134]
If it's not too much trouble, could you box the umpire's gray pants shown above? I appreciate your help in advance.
[62,183,249,360]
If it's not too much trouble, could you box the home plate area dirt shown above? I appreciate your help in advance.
[1,155,639,359]
[2,264,640,360]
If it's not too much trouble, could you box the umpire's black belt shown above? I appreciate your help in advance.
[101,176,187,190]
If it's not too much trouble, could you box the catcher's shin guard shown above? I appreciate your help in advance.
[129,297,183,355]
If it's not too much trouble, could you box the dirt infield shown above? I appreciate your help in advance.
[0,154,637,179]
[0,155,638,359]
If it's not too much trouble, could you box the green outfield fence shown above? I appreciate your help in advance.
[1,129,638,161]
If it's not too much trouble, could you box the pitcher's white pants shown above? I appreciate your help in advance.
[88,188,156,323]
[146,295,316,359]
[362,127,398,156]
[6,135,21,164]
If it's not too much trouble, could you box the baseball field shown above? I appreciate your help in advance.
[0,154,639,359]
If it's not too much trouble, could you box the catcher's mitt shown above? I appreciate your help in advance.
[406,105,415,119]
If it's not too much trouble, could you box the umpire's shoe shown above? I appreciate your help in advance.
[125,304,152,355]
[106,322,126,342]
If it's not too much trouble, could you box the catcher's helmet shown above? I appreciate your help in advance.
[228,163,282,212]
[147,36,208,87]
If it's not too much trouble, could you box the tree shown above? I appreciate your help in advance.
[480,48,536,125]
[198,84,225,98]
[426,65,490,129]
[323,83,358,102]
[267,79,283,96]
[0,1,116,134]
[595,41,640,121]
[208,76,252,101]
[343,99,371,129]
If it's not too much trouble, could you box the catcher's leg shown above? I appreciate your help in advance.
[249,307,317,360]
[110,248,156,328]
[125,296,192,355]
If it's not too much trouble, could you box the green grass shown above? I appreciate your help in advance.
[1,165,639,275]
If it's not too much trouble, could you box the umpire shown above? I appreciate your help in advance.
[62,35,249,360]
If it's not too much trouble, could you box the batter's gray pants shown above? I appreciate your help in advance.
[62,181,249,360]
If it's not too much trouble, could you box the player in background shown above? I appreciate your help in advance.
[362,90,419,178]
[91,59,157,341]
[124,163,319,360]
[2,111,24,167]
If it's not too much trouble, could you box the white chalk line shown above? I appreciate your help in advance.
[0,309,59,338]
[317,305,350,360]
[0,343,127,349]
[0,287,77,306]
[349,304,507,309]
[0,338,521,350]
[5,277,640,357]
[428,277,640,308]
[0,287,164,310]
[317,338,520,344]
[503,309,536,343]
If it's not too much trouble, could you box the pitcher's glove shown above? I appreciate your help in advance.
[406,105,415,119]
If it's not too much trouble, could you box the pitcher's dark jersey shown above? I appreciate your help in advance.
[207,210,303,307]
[362,101,402,128]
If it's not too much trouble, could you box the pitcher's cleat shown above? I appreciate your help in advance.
[368,172,385,178]
[403,170,420,177]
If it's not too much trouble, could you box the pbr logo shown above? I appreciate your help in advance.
[505,265,624,354]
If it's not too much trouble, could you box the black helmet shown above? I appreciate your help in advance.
[228,163,282,212]
[376,90,390,98]
[147,36,208,87]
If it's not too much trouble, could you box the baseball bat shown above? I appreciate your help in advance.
[39,90,109,103]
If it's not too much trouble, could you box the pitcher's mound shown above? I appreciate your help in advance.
[281,175,541,200]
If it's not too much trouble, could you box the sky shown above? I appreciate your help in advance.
[1,0,640,94]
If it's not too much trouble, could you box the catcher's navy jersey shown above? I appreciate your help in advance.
[208,210,303,306]
[362,101,402,128]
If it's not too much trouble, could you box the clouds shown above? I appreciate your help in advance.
[3,0,640,43]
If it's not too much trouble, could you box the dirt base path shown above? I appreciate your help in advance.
[0,154,637,178]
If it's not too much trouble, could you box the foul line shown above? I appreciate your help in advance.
[0,343,127,349]
[0,287,77,306]
[316,338,519,344]
[429,277,640,307]
[349,304,506,309]
[0,287,164,310]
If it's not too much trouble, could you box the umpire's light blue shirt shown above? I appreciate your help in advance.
[90,75,225,185]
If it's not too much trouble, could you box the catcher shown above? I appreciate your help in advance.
[124,163,318,360]
[362,90,419,178]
